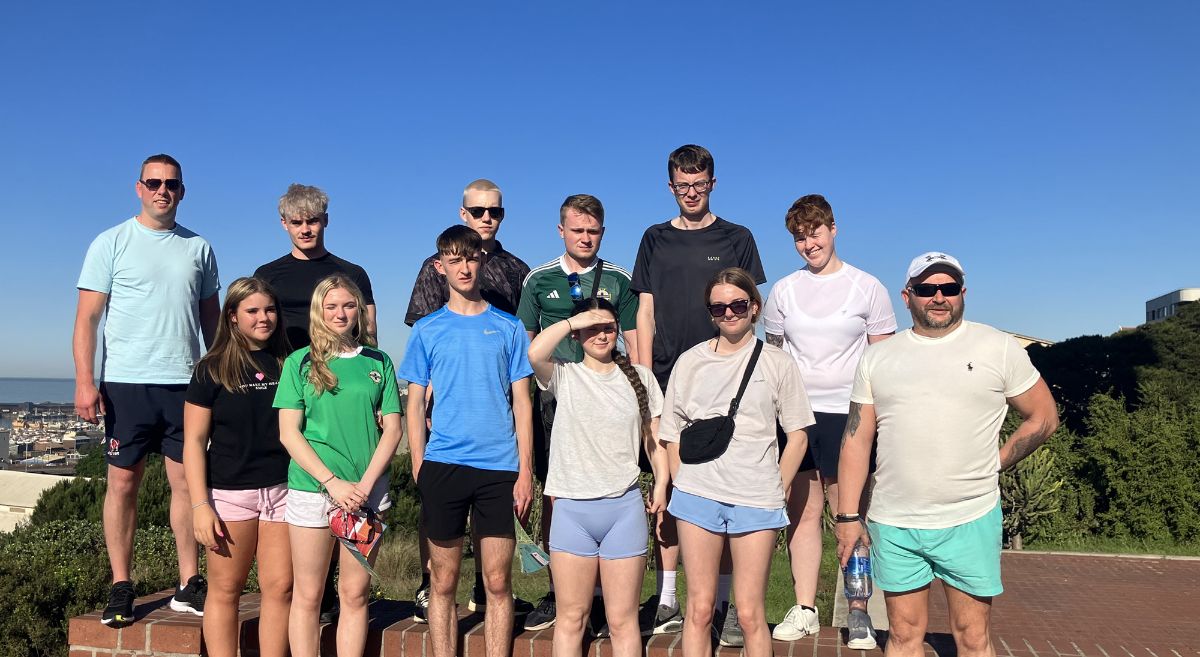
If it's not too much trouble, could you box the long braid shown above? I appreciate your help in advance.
[613,352,651,441]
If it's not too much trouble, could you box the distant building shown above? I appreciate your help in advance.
[1145,288,1200,323]
[1005,332,1055,349]
[0,470,73,532]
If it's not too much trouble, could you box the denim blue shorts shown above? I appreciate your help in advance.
[667,488,788,535]
[549,486,648,560]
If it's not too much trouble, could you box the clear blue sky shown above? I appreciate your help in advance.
[2,1,1197,378]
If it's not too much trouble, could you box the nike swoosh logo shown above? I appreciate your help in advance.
[483,329,499,335]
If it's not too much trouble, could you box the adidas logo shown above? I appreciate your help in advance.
[547,290,560,299]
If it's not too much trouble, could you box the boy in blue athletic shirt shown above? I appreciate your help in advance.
[400,225,534,657]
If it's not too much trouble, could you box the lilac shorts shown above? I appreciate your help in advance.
[211,484,289,523]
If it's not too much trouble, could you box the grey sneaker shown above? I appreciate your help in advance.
[716,602,744,647]
[846,609,877,650]
[639,596,683,635]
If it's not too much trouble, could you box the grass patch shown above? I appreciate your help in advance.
[373,532,843,626]
[1021,536,1200,556]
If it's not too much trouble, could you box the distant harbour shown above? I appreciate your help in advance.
[0,378,77,404]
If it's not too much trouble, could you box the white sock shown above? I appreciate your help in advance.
[657,570,678,608]
[715,574,733,613]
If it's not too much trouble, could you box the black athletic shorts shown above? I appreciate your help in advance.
[532,388,555,484]
[417,460,517,541]
[101,382,186,467]
[779,411,876,479]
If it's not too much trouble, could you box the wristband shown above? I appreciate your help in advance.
[191,501,210,510]
[834,513,862,523]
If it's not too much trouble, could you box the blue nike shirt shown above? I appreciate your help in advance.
[399,305,533,472]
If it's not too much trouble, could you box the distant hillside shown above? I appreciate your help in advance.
[1028,301,1200,432]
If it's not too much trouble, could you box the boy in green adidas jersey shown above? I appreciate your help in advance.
[515,194,640,631]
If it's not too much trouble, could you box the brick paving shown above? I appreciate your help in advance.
[69,552,1200,657]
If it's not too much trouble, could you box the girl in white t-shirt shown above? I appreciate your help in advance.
[761,195,896,647]
[660,267,814,657]
[528,297,669,657]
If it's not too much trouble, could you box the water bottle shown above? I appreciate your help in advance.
[843,541,873,600]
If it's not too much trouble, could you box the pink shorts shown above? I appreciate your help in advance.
[211,484,289,522]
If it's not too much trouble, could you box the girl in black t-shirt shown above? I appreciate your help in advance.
[183,277,293,657]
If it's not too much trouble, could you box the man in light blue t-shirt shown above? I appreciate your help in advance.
[400,224,534,657]
[73,154,221,628]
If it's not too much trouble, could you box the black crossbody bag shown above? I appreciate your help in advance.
[678,340,764,465]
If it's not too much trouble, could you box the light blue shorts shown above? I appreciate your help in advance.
[549,486,648,560]
[867,501,1003,597]
[668,488,788,535]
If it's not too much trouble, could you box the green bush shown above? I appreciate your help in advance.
[30,454,171,528]
[0,520,178,657]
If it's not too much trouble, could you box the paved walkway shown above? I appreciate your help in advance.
[835,551,1200,657]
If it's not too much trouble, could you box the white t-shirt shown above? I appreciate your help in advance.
[762,263,896,414]
[541,361,664,499]
[660,339,815,509]
[850,321,1041,529]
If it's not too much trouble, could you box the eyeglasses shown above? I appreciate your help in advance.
[464,206,505,219]
[567,273,583,300]
[669,180,712,195]
[706,299,751,317]
[907,282,963,298]
[140,178,182,192]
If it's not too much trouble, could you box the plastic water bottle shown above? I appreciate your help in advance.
[843,541,873,600]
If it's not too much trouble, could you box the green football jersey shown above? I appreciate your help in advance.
[274,346,402,493]
[517,257,639,362]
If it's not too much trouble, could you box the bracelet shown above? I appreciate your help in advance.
[834,513,862,523]
[191,501,210,510]
[320,473,336,486]
[566,318,574,331]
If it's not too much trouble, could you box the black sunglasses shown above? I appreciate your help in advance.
[908,282,963,298]
[464,206,505,219]
[140,178,182,192]
[706,299,751,317]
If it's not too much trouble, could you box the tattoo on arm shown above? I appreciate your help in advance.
[841,402,862,449]
[765,333,784,348]
[1000,418,1055,470]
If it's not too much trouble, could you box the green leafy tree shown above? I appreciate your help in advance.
[31,455,171,528]
[1084,382,1200,541]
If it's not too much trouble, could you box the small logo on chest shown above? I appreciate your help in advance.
[707,256,721,262]
[967,362,973,372]
[369,371,383,384]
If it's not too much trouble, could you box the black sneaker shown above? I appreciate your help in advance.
[319,601,340,625]
[169,575,206,617]
[101,581,136,628]
[467,583,486,612]
[588,597,609,638]
[412,585,429,623]
[524,593,556,630]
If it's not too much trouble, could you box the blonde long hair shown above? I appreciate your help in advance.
[306,274,375,395]
[195,277,292,392]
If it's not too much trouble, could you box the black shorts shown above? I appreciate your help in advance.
[101,382,186,467]
[532,388,555,484]
[780,411,876,479]
[417,460,517,541]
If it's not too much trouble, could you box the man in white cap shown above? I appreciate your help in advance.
[834,252,1058,657]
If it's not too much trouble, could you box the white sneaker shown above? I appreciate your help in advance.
[772,604,819,640]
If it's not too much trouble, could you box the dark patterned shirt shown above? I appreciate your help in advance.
[404,241,531,326]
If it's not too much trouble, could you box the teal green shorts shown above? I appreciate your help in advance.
[867,501,1003,597]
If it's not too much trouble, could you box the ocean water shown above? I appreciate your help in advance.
[0,378,77,404]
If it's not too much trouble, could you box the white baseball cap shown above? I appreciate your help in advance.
[906,252,965,282]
